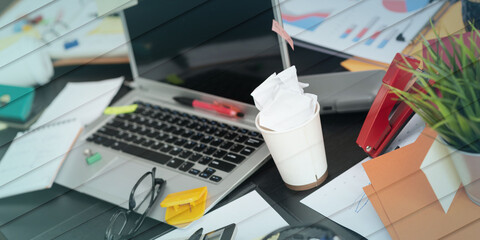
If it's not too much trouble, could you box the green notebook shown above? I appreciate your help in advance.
[0,84,34,122]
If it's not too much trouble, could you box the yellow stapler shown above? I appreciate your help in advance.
[160,187,208,225]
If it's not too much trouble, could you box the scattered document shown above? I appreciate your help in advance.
[158,190,288,240]
[280,0,446,63]
[0,119,82,198]
[32,77,123,128]
[301,158,390,240]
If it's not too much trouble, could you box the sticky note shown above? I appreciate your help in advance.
[103,104,138,115]
[272,19,294,50]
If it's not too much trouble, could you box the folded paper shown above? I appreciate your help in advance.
[251,66,317,132]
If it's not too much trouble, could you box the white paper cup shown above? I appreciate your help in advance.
[255,102,328,191]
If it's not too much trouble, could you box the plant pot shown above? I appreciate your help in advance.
[445,144,480,206]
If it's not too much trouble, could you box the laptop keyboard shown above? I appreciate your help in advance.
[86,101,264,183]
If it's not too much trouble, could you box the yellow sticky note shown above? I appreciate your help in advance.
[103,104,138,115]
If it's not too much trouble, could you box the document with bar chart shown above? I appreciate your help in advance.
[280,0,446,63]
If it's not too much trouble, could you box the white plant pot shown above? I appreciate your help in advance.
[446,145,480,206]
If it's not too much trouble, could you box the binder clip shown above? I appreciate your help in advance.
[356,53,420,158]
[160,186,208,225]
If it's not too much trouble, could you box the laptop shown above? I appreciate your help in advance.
[55,0,383,227]
[56,0,284,226]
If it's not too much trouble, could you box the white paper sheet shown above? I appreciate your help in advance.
[158,190,288,240]
[32,77,123,128]
[0,119,82,198]
[420,137,461,213]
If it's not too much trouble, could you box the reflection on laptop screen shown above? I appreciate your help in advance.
[123,0,284,104]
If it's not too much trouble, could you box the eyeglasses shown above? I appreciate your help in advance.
[105,167,166,240]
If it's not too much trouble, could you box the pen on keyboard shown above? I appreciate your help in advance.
[173,97,244,118]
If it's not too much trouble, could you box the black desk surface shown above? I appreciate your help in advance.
[0,64,369,240]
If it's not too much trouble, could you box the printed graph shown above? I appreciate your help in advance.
[382,0,429,13]
[282,11,331,31]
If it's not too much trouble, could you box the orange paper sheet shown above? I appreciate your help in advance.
[363,128,480,240]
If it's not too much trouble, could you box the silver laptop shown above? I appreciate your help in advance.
[56,0,283,227]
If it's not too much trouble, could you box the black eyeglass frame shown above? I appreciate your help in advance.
[105,167,166,240]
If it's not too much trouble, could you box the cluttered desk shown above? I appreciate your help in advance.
[0,0,479,239]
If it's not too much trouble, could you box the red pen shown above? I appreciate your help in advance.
[173,97,244,118]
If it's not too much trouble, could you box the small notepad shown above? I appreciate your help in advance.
[0,119,83,198]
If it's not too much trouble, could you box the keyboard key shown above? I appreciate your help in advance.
[182,130,195,138]
[189,168,201,175]
[238,128,248,134]
[98,127,119,136]
[166,158,184,169]
[214,130,227,137]
[141,139,154,147]
[209,159,235,172]
[151,141,162,149]
[195,124,206,132]
[223,153,245,164]
[234,135,248,143]
[170,147,183,156]
[240,147,255,156]
[219,141,234,150]
[212,150,227,158]
[193,144,207,152]
[249,131,261,137]
[156,133,168,141]
[204,127,216,134]
[178,150,192,159]
[122,144,171,164]
[191,133,204,140]
[173,127,185,135]
[210,138,223,146]
[209,175,222,182]
[146,129,159,138]
[101,137,115,147]
[132,136,145,144]
[165,136,178,143]
[174,138,187,146]
[198,156,212,165]
[179,162,194,172]
[200,135,213,144]
[230,144,244,152]
[93,135,106,144]
[199,168,216,178]
[245,138,264,147]
[183,141,197,149]
[188,153,203,162]
[163,125,176,133]
[203,147,217,155]
[205,167,216,174]
[223,132,238,140]
[160,144,173,153]
[111,141,124,150]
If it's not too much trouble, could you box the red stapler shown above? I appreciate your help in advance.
[356,53,420,158]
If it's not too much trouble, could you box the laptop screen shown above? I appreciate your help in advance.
[123,0,284,104]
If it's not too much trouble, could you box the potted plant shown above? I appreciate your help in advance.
[389,25,480,205]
